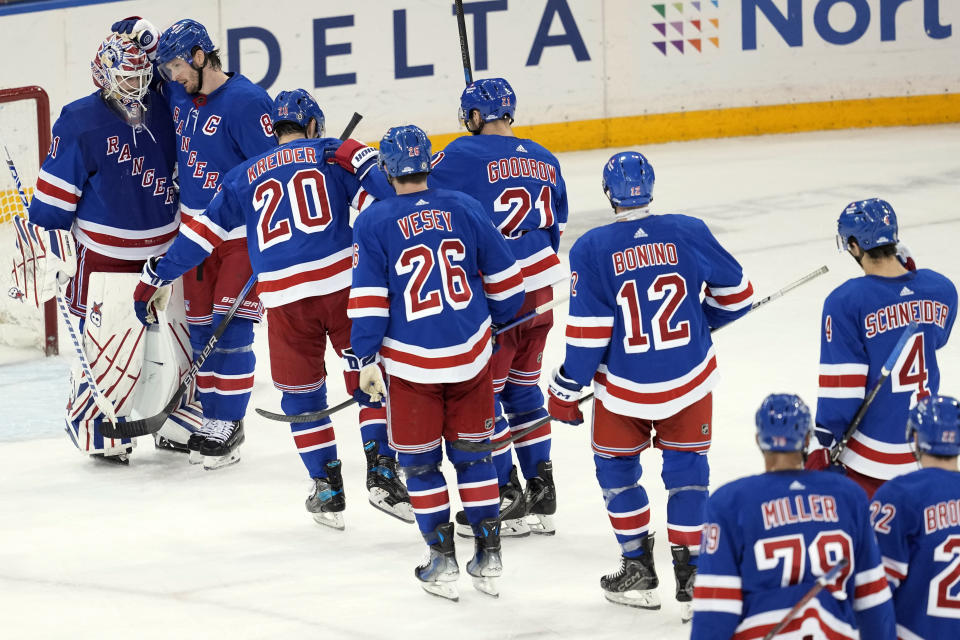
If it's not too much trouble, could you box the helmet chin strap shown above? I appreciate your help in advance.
[191,50,207,94]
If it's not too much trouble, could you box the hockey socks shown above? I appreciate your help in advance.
[489,413,513,486]
[596,453,652,558]
[448,443,500,526]
[192,315,255,421]
[401,448,451,536]
[358,406,389,455]
[507,407,552,480]
[282,387,337,478]
[662,450,709,556]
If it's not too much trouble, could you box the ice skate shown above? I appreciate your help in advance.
[601,535,661,610]
[523,460,557,535]
[415,522,460,602]
[456,465,529,537]
[187,419,218,465]
[466,517,503,598]
[91,445,132,465]
[364,441,414,523]
[199,419,244,470]
[154,433,190,453]
[672,545,697,623]
[306,459,346,530]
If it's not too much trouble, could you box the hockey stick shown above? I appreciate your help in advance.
[450,266,829,452]
[100,275,256,438]
[829,320,919,464]
[710,265,828,334]
[454,0,474,85]
[100,114,365,438]
[255,298,563,424]
[4,143,119,424]
[761,557,849,640]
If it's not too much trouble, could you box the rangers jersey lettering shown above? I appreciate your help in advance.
[28,90,178,260]
[161,73,276,221]
[816,271,957,479]
[348,187,524,383]
[871,468,960,640]
[563,214,753,420]
[692,470,896,640]
[154,137,382,307]
[428,135,568,293]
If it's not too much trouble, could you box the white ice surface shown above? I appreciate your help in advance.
[2,125,959,640]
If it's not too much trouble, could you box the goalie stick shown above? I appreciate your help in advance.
[829,320,919,464]
[451,266,831,452]
[4,142,119,424]
[761,557,850,640]
[254,293,570,424]
[454,0,474,85]
[101,114,366,438]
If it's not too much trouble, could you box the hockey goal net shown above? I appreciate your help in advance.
[0,86,58,355]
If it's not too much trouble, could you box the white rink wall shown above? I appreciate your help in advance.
[0,0,958,146]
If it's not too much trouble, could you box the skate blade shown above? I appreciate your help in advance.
[312,511,345,531]
[679,602,693,623]
[203,451,241,470]
[500,517,531,537]
[603,589,662,610]
[527,513,556,535]
[471,576,500,598]
[368,489,415,523]
[420,581,459,602]
[188,450,203,465]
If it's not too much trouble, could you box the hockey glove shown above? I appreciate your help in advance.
[133,257,172,325]
[327,139,379,180]
[343,348,384,407]
[547,366,584,425]
[111,17,160,60]
[895,241,917,272]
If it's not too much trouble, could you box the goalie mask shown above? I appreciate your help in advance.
[92,34,152,125]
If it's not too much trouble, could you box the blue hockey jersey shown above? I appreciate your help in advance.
[871,467,960,640]
[428,135,568,293]
[692,470,896,640]
[161,73,276,224]
[562,214,753,423]
[28,90,178,260]
[154,137,381,308]
[348,187,525,383]
[816,270,957,479]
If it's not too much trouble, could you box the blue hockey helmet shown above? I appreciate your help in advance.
[459,77,517,128]
[755,393,812,452]
[907,395,960,457]
[156,19,215,68]
[379,125,432,178]
[272,89,325,136]
[836,198,899,252]
[602,151,655,209]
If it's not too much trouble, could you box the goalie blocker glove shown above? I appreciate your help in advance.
[547,367,584,425]
[133,257,172,325]
[342,348,385,407]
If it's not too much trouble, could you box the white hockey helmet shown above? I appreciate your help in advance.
[91,33,152,113]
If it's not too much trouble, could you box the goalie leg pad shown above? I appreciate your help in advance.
[399,449,450,536]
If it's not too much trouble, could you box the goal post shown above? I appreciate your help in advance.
[0,85,58,356]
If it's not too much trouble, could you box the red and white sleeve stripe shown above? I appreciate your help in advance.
[34,169,81,212]
[693,574,743,615]
[704,275,754,311]
[852,564,892,611]
[565,315,614,349]
[818,363,868,399]
[347,286,390,318]
[881,555,907,589]
[351,187,374,212]
[482,263,524,301]
[180,215,232,254]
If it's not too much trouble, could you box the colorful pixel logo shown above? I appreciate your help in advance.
[652,1,720,55]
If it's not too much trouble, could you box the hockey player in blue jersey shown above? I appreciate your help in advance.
[691,394,896,639]
[22,31,188,463]
[546,152,754,619]
[808,199,957,497]
[113,17,278,468]
[132,88,410,521]
[870,395,960,640]
[348,125,525,600]
[428,77,568,537]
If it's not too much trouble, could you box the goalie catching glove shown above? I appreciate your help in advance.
[342,348,386,407]
[133,257,172,325]
[547,367,584,425]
